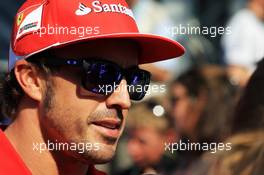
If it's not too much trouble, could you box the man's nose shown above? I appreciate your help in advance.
[105,79,131,109]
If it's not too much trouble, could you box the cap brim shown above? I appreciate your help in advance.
[11,33,185,70]
[52,33,185,64]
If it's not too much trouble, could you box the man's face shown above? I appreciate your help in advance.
[170,83,200,136]
[39,39,138,164]
[127,127,165,168]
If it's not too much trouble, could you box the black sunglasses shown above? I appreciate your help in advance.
[29,56,151,101]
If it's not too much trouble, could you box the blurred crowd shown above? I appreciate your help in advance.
[108,0,264,174]
[1,0,264,174]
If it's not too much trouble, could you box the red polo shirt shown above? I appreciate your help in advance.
[0,128,106,175]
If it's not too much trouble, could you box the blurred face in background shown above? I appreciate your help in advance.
[126,0,138,8]
[170,83,204,139]
[252,0,264,8]
[250,0,264,20]
[127,127,165,168]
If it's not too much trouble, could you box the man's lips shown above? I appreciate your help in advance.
[91,119,122,138]
[92,119,121,129]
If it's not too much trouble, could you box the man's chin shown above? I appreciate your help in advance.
[78,143,117,164]
[91,157,114,164]
[81,152,115,164]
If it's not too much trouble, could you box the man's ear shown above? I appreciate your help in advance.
[14,60,44,101]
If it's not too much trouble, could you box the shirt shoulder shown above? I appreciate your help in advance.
[0,129,32,175]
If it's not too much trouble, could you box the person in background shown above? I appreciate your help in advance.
[126,0,189,82]
[222,0,264,87]
[169,66,238,174]
[193,58,264,175]
[117,97,177,175]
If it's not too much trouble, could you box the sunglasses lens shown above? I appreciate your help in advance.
[81,60,151,100]
[82,61,122,94]
[126,69,151,101]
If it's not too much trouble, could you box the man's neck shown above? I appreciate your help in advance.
[4,101,89,175]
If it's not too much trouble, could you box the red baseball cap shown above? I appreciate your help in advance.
[9,0,185,71]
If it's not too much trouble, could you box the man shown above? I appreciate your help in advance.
[117,97,176,175]
[191,58,264,175]
[222,0,264,87]
[169,67,238,174]
[0,0,184,175]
